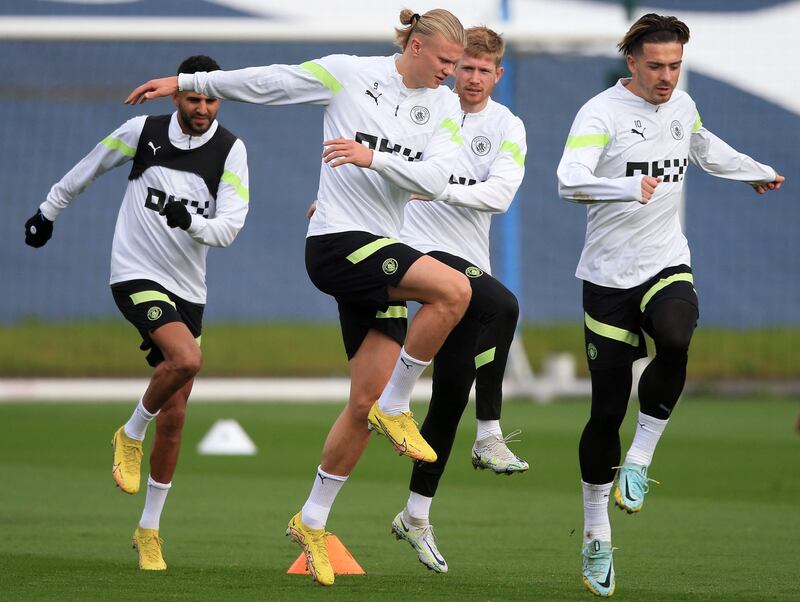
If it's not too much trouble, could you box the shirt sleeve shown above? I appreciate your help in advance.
[556,104,641,203]
[178,54,355,107]
[185,138,250,248]
[439,117,526,213]
[39,116,146,221]
[368,95,463,199]
[688,110,776,184]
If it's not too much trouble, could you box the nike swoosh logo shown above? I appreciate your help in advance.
[425,540,445,565]
[374,416,408,453]
[598,561,613,588]
[624,476,636,502]
[398,518,410,533]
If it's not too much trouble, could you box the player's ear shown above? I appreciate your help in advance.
[171,91,181,108]
[409,36,422,57]
[626,53,636,75]
[495,65,504,83]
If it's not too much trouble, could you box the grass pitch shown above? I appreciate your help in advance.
[1,397,797,600]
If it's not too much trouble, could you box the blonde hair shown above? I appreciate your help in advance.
[394,8,466,51]
[464,26,505,67]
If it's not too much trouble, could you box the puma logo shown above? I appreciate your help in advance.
[400,357,413,369]
[317,471,327,485]
[148,141,161,155]
[365,89,382,105]
[631,128,646,140]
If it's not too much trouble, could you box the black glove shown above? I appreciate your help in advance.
[24,209,53,248]
[161,201,192,230]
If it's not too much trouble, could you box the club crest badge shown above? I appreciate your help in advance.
[471,136,491,156]
[410,106,430,125]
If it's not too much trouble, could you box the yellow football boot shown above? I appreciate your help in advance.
[132,526,166,571]
[367,402,437,463]
[286,512,334,586]
[111,426,143,494]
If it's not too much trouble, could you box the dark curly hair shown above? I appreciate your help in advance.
[177,55,220,75]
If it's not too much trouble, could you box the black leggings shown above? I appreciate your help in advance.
[410,256,519,498]
[579,298,697,484]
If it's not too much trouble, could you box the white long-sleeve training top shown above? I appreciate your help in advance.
[180,54,463,239]
[557,79,776,289]
[401,97,526,274]
[39,112,250,304]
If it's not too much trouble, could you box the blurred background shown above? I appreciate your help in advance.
[1,0,798,390]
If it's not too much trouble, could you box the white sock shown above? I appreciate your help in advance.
[476,419,502,441]
[405,491,433,523]
[377,348,430,415]
[582,481,612,544]
[624,411,669,466]
[139,476,172,530]
[301,465,348,530]
[124,397,158,441]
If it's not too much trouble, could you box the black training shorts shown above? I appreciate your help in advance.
[305,231,424,359]
[582,264,698,369]
[111,279,203,367]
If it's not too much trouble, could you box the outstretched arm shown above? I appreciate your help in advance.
[689,124,783,194]
[126,56,355,107]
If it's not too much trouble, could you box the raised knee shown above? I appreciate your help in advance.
[349,393,379,419]
[446,273,472,314]
[168,348,202,381]
[655,330,692,357]
[499,292,520,323]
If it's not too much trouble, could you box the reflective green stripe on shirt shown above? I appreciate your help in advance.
[439,117,464,146]
[300,61,343,94]
[129,291,176,308]
[499,140,525,167]
[692,110,703,133]
[346,237,398,264]
[640,273,694,312]
[584,312,639,347]
[565,133,610,149]
[376,305,408,319]
[101,135,135,157]
[221,169,249,202]
[474,347,496,369]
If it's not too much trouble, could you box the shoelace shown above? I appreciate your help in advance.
[613,466,661,497]
[582,545,618,578]
[139,534,164,563]
[122,437,143,465]
[307,530,332,563]
[399,411,419,428]
[480,430,524,461]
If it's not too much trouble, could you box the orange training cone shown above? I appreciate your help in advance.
[287,534,365,575]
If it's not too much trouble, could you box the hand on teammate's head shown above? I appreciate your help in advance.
[24,209,53,248]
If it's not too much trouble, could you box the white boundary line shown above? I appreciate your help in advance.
[0,376,592,403]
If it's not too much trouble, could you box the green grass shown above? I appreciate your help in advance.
[1,397,798,600]
[2,320,799,379]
